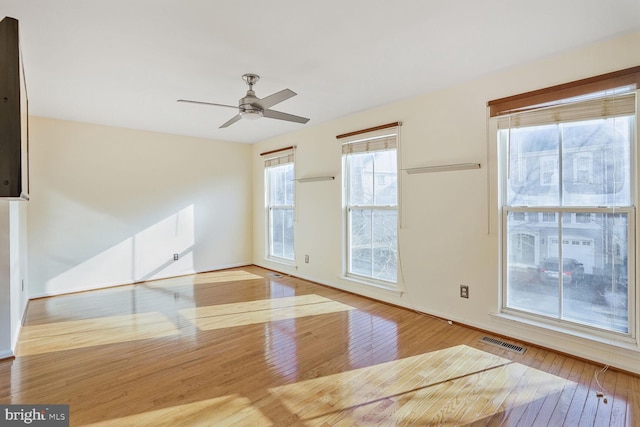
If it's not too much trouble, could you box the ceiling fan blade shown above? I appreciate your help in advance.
[177,99,238,110]
[253,89,296,110]
[220,114,242,128]
[262,109,310,124]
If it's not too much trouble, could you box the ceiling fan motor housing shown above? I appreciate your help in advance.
[239,89,263,119]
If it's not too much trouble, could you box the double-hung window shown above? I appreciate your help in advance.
[264,148,295,261]
[491,68,639,337]
[342,128,399,285]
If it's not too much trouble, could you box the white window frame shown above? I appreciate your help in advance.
[264,149,295,263]
[341,128,400,288]
[495,88,638,341]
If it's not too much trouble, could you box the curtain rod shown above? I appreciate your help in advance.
[336,121,402,139]
[260,146,295,157]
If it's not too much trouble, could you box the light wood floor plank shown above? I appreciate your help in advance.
[0,265,637,426]
[609,367,630,427]
[528,355,578,426]
[589,365,617,426]
[481,346,547,426]
[628,374,640,426]
[512,352,562,426]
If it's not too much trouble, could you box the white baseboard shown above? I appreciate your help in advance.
[0,349,14,360]
[29,261,252,299]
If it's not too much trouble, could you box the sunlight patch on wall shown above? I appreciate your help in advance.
[133,204,195,280]
[45,237,134,294]
[83,394,271,427]
[46,205,195,294]
[268,345,574,425]
[179,294,355,331]
[16,312,179,356]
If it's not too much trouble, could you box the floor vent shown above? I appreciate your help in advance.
[479,336,526,355]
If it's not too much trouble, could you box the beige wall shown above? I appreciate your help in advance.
[252,31,640,373]
[27,117,253,296]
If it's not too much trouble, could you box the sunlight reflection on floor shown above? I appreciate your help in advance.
[269,345,574,425]
[180,294,356,331]
[145,269,264,289]
[17,312,179,356]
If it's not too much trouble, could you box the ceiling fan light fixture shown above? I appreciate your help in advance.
[240,109,263,120]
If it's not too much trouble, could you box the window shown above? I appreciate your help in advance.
[512,212,525,221]
[341,128,399,284]
[540,156,558,186]
[492,69,638,337]
[263,148,295,261]
[573,153,593,184]
[576,213,591,223]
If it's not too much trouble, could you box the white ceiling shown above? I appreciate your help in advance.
[2,1,639,144]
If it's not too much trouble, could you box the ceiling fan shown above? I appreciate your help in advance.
[177,73,310,128]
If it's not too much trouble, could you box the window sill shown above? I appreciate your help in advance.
[340,275,404,297]
[490,311,638,351]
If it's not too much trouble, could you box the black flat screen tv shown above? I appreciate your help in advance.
[0,16,29,200]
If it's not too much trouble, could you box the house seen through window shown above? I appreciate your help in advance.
[493,77,637,336]
[264,148,295,261]
[342,128,399,285]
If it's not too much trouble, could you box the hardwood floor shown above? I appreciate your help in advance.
[1,266,638,426]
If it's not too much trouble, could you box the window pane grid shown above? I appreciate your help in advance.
[505,207,632,334]
[501,93,635,336]
[348,208,397,282]
[344,141,398,284]
[266,163,294,261]
[269,207,294,260]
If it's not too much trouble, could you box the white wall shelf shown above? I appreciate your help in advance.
[404,163,481,174]
[294,176,335,183]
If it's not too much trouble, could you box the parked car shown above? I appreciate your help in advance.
[540,258,585,285]
[508,263,540,285]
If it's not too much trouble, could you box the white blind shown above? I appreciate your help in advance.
[341,129,398,155]
[264,148,294,167]
[497,91,636,129]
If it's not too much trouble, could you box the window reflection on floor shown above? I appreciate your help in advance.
[265,280,298,381]
[348,310,397,368]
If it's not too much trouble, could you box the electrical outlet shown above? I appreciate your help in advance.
[305,255,309,263]
[460,285,469,299]
[173,253,179,261]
